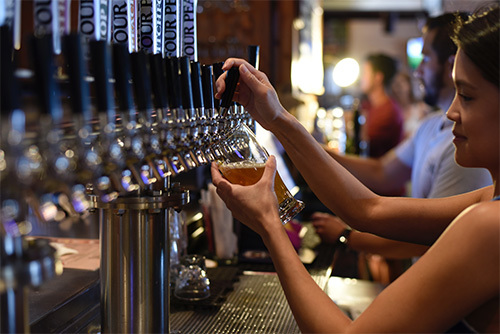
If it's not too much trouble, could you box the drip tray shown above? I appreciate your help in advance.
[171,271,329,334]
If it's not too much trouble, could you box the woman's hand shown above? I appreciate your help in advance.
[215,58,286,132]
[210,155,282,237]
[311,212,350,244]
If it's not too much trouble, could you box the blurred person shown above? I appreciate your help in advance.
[358,53,404,158]
[212,5,499,332]
[390,70,433,137]
[310,12,492,274]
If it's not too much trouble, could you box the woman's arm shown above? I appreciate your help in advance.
[211,157,352,332]
[216,58,492,244]
[211,159,499,333]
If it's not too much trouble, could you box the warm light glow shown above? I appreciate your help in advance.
[291,53,325,95]
[332,58,360,88]
[332,107,344,118]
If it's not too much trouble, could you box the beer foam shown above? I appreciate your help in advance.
[219,161,266,170]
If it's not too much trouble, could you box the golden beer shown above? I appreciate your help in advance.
[216,123,304,224]
[219,162,303,223]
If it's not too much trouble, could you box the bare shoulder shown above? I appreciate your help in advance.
[444,200,500,266]
[456,201,500,333]
[449,200,500,272]
[459,199,500,226]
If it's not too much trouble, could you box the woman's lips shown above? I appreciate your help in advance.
[452,131,467,144]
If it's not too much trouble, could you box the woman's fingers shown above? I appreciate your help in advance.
[262,155,278,192]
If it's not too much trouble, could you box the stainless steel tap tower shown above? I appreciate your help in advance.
[91,188,189,333]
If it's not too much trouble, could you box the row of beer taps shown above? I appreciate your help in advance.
[0,25,256,233]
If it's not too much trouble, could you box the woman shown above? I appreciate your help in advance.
[212,5,499,333]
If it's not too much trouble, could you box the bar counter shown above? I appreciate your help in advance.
[27,238,337,333]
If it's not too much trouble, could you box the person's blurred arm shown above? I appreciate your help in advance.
[323,146,411,195]
[311,212,428,259]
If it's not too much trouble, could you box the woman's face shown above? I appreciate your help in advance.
[447,49,500,176]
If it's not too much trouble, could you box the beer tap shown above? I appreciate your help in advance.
[200,64,221,161]
[148,53,173,179]
[88,40,129,201]
[61,33,94,213]
[129,50,164,185]
[112,42,155,191]
[201,64,217,136]
[212,62,225,134]
[178,55,200,169]
[188,60,209,166]
[212,61,237,135]
[213,62,223,111]
[29,33,76,223]
[163,56,189,174]
[148,53,169,123]
[202,65,241,162]
[218,66,241,135]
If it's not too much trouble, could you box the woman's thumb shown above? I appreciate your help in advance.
[262,155,277,189]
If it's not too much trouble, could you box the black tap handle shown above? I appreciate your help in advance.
[89,40,115,119]
[220,67,240,109]
[31,34,62,122]
[112,43,134,112]
[1,25,20,114]
[212,61,224,81]
[130,51,153,113]
[165,57,182,109]
[247,45,260,70]
[179,56,194,109]
[191,61,204,109]
[62,33,91,120]
[212,61,224,109]
[149,53,168,109]
[201,64,214,110]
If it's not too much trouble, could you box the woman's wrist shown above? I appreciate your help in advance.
[261,218,291,248]
[271,110,303,142]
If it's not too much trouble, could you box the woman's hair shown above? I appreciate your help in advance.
[452,4,500,87]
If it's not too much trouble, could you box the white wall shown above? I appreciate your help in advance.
[442,0,490,13]
[347,18,422,71]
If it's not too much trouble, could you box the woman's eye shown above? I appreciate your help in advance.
[458,93,473,102]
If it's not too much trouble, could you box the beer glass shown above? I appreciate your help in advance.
[216,123,304,224]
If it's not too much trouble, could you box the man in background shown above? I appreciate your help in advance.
[359,53,404,159]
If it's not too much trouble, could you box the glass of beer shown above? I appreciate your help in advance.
[216,123,304,224]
